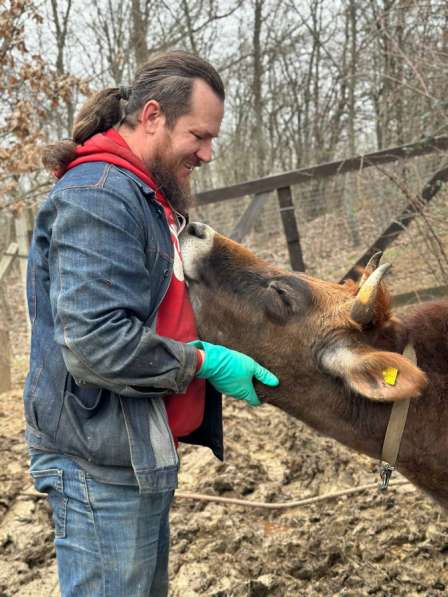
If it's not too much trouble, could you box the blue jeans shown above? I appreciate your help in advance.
[30,451,173,597]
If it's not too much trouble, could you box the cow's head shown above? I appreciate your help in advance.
[181,222,427,409]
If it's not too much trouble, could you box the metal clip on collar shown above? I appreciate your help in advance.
[378,463,394,492]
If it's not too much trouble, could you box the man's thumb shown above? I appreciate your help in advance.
[245,385,262,406]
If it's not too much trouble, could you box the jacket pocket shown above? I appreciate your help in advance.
[62,373,103,419]
[55,376,132,467]
[64,388,103,420]
[31,468,67,539]
[24,348,67,440]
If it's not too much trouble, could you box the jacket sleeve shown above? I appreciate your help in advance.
[50,185,198,398]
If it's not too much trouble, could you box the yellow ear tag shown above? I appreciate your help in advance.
[383,367,398,386]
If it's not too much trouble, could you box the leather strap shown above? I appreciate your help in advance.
[380,344,415,485]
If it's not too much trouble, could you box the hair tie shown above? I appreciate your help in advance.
[119,86,131,101]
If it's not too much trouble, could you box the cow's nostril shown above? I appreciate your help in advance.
[189,222,207,239]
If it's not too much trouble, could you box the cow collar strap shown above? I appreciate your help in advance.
[378,343,415,491]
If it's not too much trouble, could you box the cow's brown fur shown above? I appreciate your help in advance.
[184,230,448,509]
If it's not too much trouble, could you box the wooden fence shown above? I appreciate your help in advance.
[196,135,448,282]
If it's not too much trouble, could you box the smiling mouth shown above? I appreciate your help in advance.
[184,160,200,173]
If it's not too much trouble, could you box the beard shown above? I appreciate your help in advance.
[148,156,193,218]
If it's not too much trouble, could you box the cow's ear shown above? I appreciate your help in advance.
[321,345,427,401]
[264,281,295,324]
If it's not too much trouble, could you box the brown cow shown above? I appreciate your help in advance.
[180,222,448,509]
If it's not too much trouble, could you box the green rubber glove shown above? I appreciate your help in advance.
[189,340,279,406]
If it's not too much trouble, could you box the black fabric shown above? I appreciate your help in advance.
[178,382,224,461]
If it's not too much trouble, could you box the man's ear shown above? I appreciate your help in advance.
[140,99,164,133]
[321,345,427,401]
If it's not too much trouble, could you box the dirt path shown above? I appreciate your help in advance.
[1,383,447,596]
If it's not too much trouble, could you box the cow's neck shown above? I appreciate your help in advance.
[267,372,448,509]
[265,373,391,461]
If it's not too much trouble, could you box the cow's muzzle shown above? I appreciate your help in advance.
[186,221,208,239]
[180,221,216,281]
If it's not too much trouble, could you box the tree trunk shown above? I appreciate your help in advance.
[132,0,149,68]
[253,0,265,177]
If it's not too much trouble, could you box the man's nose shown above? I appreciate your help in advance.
[196,139,213,163]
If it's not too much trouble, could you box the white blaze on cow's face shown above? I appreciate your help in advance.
[180,222,216,282]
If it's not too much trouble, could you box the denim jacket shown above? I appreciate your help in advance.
[24,162,223,493]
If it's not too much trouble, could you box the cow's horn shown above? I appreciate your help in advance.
[351,263,391,325]
[358,251,383,288]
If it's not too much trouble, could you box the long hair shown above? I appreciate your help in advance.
[42,50,225,172]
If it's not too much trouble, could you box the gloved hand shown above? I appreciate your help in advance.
[189,340,279,406]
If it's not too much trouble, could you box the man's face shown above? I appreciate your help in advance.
[148,79,224,212]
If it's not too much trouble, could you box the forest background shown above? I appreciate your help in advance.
[2,0,448,212]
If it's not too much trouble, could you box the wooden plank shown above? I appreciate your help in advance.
[0,329,11,394]
[341,164,448,282]
[277,186,305,271]
[0,242,19,283]
[196,136,448,205]
[392,285,448,308]
[3,213,15,247]
[0,285,11,323]
[230,191,272,243]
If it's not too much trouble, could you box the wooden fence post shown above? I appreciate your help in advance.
[230,191,272,242]
[0,328,11,393]
[0,242,19,283]
[340,163,448,282]
[4,212,15,248]
[14,211,31,342]
[277,186,305,271]
[0,242,18,328]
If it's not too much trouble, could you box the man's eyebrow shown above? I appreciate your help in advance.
[192,129,219,139]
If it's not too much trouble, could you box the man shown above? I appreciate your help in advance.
[24,51,279,596]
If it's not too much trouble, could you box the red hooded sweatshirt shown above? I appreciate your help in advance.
[58,129,205,440]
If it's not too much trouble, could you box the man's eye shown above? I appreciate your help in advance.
[193,133,202,140]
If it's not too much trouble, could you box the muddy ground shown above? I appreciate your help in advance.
[1,373,447,596]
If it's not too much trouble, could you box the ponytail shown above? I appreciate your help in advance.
[72,88,123,145]
[42,87,125,172]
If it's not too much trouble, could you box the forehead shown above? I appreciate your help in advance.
[301,273,357,307]
[177,79,224,136]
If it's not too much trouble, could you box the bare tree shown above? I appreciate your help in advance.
[49,0,75,133]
